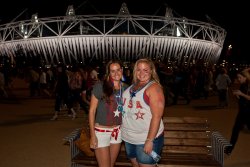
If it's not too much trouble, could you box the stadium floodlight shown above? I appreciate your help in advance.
[119,3,130,15]
[165,7,173,19]
[32,13,39,23]
[19,22,25,34]
[19,21,28,38]
[66,5,75,16]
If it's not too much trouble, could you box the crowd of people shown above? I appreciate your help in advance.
[1,58,249,166]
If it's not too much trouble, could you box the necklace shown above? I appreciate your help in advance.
[130,81,151,100]
[114,82,123,112]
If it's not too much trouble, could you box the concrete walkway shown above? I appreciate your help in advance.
[0,78,250,167]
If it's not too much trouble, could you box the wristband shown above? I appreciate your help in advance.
[146,138,153,142]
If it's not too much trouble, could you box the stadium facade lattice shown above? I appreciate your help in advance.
[0,3,226,66]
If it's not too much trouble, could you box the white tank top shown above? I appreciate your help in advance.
[121,81,164,144]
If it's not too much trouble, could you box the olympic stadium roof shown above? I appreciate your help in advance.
[0,3,226,66]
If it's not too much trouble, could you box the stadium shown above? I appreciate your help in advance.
[0,2,226,67]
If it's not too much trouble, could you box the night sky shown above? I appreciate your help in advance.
[0,0,248,63]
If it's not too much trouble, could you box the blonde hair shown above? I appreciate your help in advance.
[132,58,161,85]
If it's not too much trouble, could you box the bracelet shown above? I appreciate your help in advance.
[146,138,153,142]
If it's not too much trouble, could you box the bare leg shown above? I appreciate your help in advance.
[110,143,121,167]
[130,158,139,167]
[139,163,156,167]
[95,146,111,167]
[130,158,156,167]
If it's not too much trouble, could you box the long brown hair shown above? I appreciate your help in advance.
[102,60,123,101]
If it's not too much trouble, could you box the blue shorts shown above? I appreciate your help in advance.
[124,134,164,165]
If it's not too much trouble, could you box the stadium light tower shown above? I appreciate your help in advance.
[32,13,39,23]
[66,5,75,16]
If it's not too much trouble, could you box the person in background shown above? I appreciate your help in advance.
[27,67,40,97]
[215,68,232,107]
[79,67,91,113]
[46,67,55,91]
[67,68,84,119]
[88,60,128,167]
[39,68,51,97]
[171,67,190,105]
[0,67,8,98]
[225,68,250,155]
[121,58,165,167]
[50,64,71,121]
[86,65,99,89]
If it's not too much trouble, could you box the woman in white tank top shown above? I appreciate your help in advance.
[121,58,165,167]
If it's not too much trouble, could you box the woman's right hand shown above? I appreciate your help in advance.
[144,140,153,154]
[89,136,98,149]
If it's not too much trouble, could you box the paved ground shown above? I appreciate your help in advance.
[0,78,250,167]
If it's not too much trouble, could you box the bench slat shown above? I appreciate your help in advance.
[159,153,221,167]
[163,117,209,124]
[164,138,210,146]
[165,131,210,139]
[162,146,210,154]
[165,123,209,131]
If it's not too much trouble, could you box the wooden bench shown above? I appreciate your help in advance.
[63,117,231,167]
